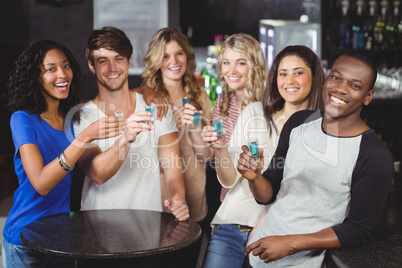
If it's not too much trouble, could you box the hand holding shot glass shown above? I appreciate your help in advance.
[193,110,202,130]
[122,111,154,143]
[113,111,125,133]
[145,105,155,126]
[213,117,224,139]
[200,117,226,146]
[180,101,202,130]
[248,138,260,161]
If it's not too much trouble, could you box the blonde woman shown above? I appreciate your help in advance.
[203,45,324,268]
[194,33,268,267]
[142,27,213,223]
[196,33,268,202]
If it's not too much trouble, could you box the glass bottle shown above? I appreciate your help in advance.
[339,0,351,49]
[352,0,365,49]
[398,1,402,49]
[374,0,388,50]
[364,0,377,50]
[391,0,401,49]
[214,34,223,54]
[209,76,218,105]
[201,68,211,96]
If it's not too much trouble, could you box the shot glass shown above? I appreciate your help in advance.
[113,111,124,118]
[193,110,201,130]
[145,105,155,126]
[248,138,260,161]
[213,117,224,139]
[182,97,190,106]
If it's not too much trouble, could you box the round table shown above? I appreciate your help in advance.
[21,209,201,261]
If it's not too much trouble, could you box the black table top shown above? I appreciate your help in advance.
[20,209,201,259]
[328,174,402,267]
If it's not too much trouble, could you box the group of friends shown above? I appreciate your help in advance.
[1,25,394,268]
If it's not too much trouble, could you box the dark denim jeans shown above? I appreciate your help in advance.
[203,224,251,268]
[2,238,74,268]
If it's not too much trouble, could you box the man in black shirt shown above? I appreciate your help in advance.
[238,52,394,267]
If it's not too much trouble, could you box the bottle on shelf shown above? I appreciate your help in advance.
[339,0,351,49]
[364,0,377,50]
[374,0,388,50]
[390,0,401,49]
[209,76,218,105]
[398,1,402,49]
[352,0,365,49]
[385,0,398,49]
[214,34,223,55]
[200,68,210,96]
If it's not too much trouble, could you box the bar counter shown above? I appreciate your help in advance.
[328,171,402,267]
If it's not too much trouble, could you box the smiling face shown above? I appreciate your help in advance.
[220,47,250,91]
[38,49,73,101]
[161,40,187,83]
[323,55,374,120]
[277,55,312,108]
[88,48,130,92]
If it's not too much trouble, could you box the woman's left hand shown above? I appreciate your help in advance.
[237,145,265,180]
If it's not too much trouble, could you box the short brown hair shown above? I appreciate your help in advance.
[86,26,133,65]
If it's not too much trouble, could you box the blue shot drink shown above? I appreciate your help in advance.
[145,105,155,126]
[193,111,201,130]
[213,118,223,139]
[248,138,260,161]
[182,97,190,106]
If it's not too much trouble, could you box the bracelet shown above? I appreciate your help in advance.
[58,152,74,172]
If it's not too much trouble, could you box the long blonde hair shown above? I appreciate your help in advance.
[142,27,203,110]
[218,33,268,116]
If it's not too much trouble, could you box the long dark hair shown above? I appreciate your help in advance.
[263,45,324,134]
[7,40,84,121]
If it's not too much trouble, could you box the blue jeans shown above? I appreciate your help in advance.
[2,238,75,268]
[203,224,251,268]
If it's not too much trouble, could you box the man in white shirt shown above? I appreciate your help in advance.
[74,26,189,221]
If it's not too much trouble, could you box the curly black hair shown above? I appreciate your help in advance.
[6,40,84,121]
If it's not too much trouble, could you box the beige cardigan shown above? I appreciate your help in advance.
[160,90,212,222]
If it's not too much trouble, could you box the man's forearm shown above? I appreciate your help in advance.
[292,228,341,252]
[159,133,186,200]
[165,169,186,201]
[81,135,131,184]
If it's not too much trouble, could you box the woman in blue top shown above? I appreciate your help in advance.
[2,40,125,268]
